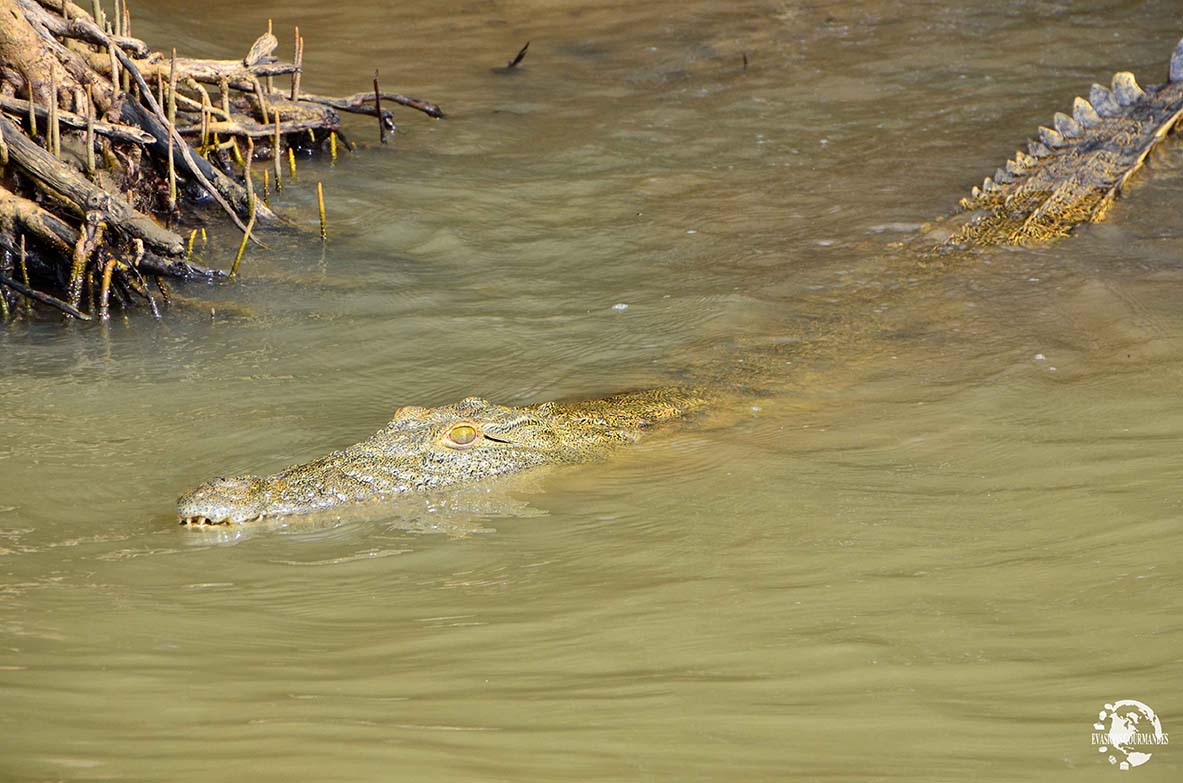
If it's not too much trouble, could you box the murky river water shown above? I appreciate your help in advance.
[2,1,1181,780]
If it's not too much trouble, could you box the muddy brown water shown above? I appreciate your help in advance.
[1,1,1181,780]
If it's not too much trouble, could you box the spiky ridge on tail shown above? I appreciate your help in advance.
[946,36,1183,248]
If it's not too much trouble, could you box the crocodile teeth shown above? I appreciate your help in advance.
[1053,111,1082,138]
[1072,96,1102,128]
[179,515,229,526]
[1111,72,1144,106]
[1172,36,1183,82]
[1028,140,1053,158]
[1038,126,1065,148]
[1089,84,1122,117]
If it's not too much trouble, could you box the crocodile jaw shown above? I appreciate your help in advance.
[177,475,269,526]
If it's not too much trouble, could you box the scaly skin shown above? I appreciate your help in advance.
[179,36,1183,526]
[178,388,714,525]
[943,37,1183,247]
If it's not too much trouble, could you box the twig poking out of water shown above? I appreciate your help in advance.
[742,52,749,71]
[374,69,386,144]
[317,181,327,240]
[98,257,117,320]
[272,113,282,191]
[507,41,529,69]
[230,197,257,278]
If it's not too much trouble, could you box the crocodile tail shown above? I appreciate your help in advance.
[946,35,1183,248]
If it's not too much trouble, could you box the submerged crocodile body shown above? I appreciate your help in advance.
[179,37,1183,527]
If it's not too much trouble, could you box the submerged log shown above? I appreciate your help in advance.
[0,0,443,322]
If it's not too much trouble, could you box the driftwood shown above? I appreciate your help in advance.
[0,0,444,322]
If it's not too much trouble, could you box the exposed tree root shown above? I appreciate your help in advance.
[0,0,442,321]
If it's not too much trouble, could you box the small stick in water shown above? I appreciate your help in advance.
[154,275,172,305]
[98,257,117,320]
[506,41,529,69]
[230,197,257,278]
[262,168,270,206]
[272,113,282,191]
[493,41,530,73]
[373,69,386,144]
[317,180,326,240]
[19,234,28,286]
[187,228,198,257]
[329,131,338,162]
[19,234,28,314]
[287,146,296,177]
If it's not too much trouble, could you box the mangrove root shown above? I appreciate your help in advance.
[0,0,443,321]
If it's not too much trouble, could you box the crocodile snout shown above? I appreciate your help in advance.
[177,475,269,526]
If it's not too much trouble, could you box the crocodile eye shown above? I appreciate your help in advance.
[445,424,478,448]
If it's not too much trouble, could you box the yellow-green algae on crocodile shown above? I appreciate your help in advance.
[178,37,1183,527]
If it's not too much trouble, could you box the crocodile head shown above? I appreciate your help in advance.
[178,390,703,526]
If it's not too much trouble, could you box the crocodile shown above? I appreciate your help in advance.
[178,36,1183,527]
